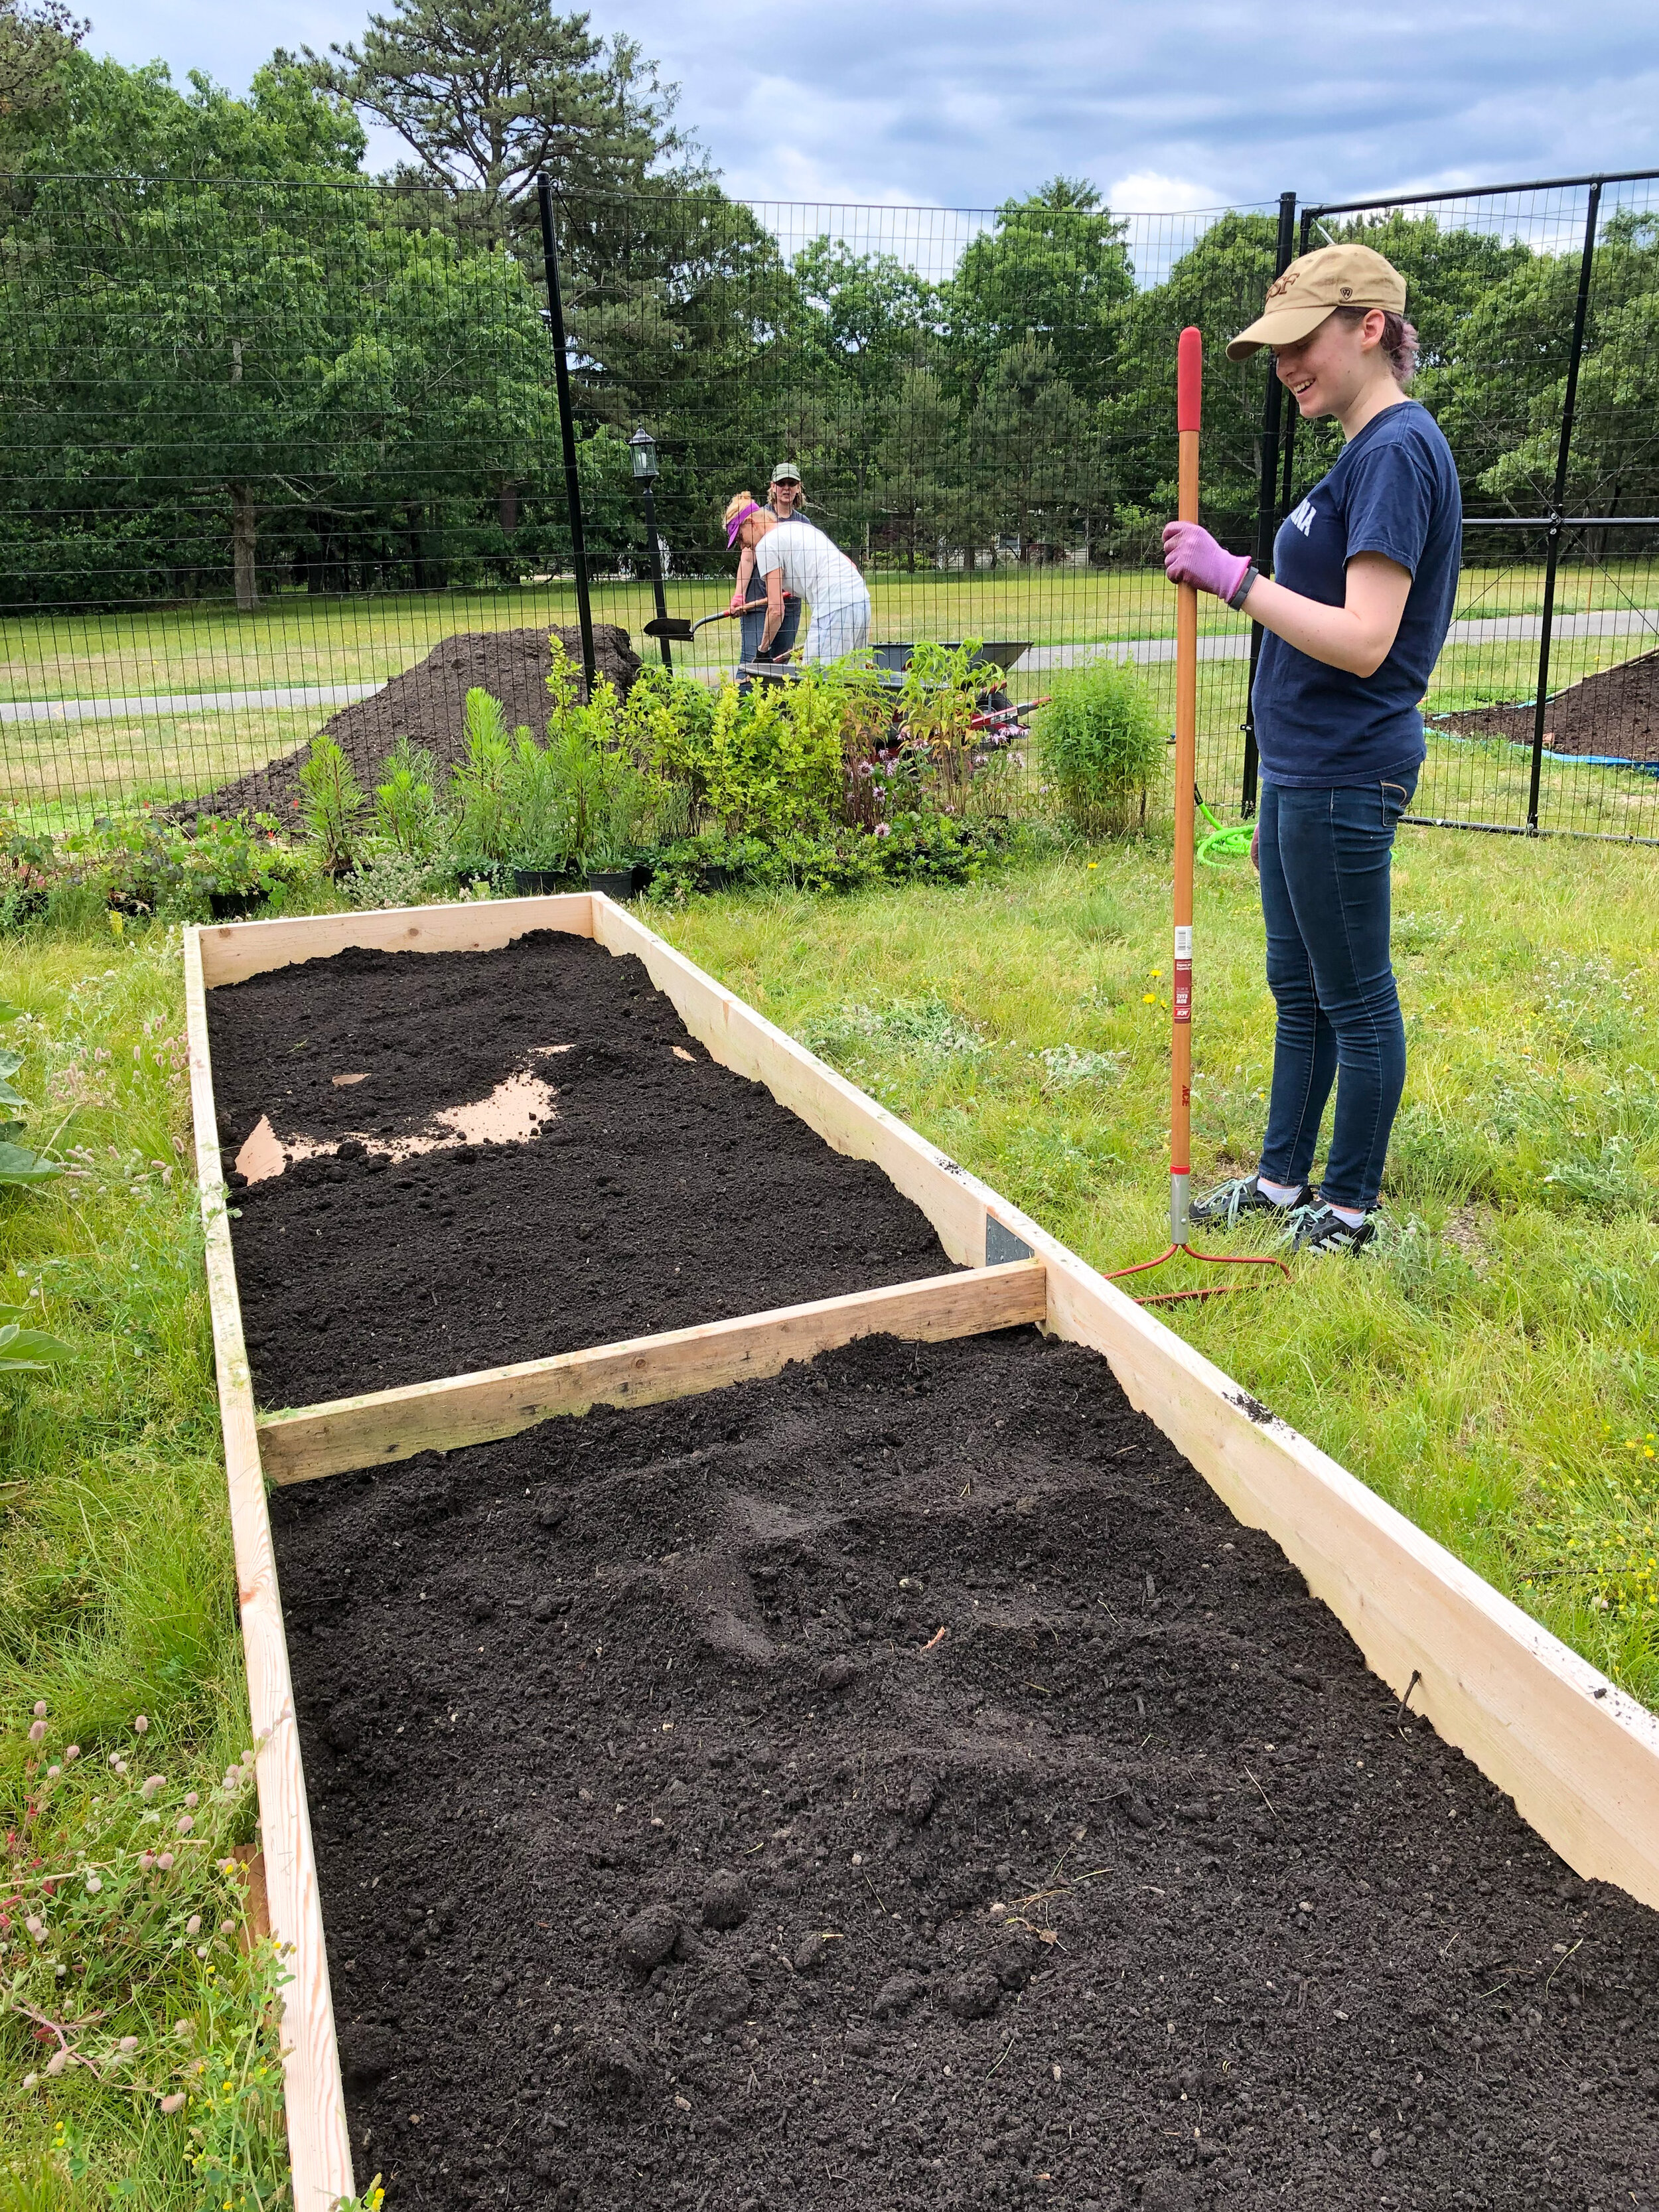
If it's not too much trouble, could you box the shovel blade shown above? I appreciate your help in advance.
[643,616,697,640]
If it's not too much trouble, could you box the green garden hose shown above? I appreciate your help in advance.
[1194,789,1254,867]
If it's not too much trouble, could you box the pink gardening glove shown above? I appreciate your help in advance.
[1163,520,1250,603]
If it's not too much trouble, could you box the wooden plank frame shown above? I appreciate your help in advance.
[183,928,355,2205]
[255,1261,1048,1486]
[187,889,1659,2210]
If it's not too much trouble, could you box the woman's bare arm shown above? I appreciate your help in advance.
[731,544,755,611]
[1244,552,1412,678]
[759,567,784,650]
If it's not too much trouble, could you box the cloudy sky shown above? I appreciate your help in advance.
[88,0,1659,216]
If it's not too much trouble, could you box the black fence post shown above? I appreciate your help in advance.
[1241,190,1298,816]
[1276,206,1316,526]
[536,175,598,701]
[1527,177,1603,834]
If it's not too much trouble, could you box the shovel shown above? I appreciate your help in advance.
[643,597,793,642]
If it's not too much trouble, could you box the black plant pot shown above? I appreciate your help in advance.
[512,867,581,897]
[585,869,635,903]
[208,891,261,921]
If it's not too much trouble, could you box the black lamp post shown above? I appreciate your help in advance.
[628,427,672,670]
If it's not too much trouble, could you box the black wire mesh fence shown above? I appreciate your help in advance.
[1,167,1657,840]
[1275,173,1659,844]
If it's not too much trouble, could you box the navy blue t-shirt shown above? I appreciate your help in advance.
[1253,400,1461,787]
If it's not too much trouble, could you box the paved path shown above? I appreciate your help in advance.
[5,607,1656,721]
[1025,605,1659,671]
[0,681,378,725]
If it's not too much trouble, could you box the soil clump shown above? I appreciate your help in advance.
[206,930,953,1406]
[271,1327,1659,2211]
[180,623,641,820]
[1435,644,1659,763]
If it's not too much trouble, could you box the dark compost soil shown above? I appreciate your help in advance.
[206,931,954,1408]
[271,1327,1659,2212]
[1435,644,1659,763]
[180,623,642,820]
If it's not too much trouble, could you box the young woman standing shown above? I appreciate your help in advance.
[1162,243,1462,1255]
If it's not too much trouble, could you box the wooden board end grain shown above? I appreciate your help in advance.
[184,927,356,2205]
[255,1260,1047,1486]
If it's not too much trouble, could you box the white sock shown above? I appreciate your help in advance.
[1256,1176,1302,1206]
[1329,1203,1368,1228]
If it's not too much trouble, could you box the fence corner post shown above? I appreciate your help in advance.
[1527,177,1603,835]
[1242,190,1299,818]
[536,175,599,702]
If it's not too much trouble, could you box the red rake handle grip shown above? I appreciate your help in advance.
[1177,325,1202,435]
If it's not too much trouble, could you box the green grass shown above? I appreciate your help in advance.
[4,822,1659,2199]
[0,924,294,2209]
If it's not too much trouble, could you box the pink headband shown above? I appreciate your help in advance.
[725,500,762,548]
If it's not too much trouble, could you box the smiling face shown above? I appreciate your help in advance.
[1273,307,1392,420]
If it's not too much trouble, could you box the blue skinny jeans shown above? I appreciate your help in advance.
[1256,771,1417,1212]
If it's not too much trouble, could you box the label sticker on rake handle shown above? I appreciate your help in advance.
[1173,959,1192,1025]
[1174,926,1192,958]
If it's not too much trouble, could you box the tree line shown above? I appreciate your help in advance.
[1,0,1655,609]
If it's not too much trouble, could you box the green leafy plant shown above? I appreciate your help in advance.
[447,689,518,867]
[0,1313,76,1371]
[341,848,445,911]
[0,1003,62,1188]
[297,735,364,875]
[1037,658,1167,836]
[897,639,995,806]
[502,725,580,871]
[372,737,441,859]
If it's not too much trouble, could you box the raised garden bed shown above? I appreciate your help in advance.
[206,928,957,1408]
[274,1327,1659,2211]
[182,892,1659,2207]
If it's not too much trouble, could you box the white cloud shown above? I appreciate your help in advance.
[1106,169,1227,214]
[82,0,1659,224]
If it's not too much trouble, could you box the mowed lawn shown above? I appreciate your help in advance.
[4,560,1654,703]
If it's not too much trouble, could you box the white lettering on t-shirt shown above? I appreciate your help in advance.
[1287,497,1317,537]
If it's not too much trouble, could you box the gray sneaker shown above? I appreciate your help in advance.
[1281,1203,1376,1256]
[1189,1173,1315,1230]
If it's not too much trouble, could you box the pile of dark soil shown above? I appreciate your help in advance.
[1435,644,1659,762]
[271,1327,1659,2212]
[206,931,954,1407]
[182,623,642,820]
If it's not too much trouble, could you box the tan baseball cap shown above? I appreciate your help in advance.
[1226,244,1407,361]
